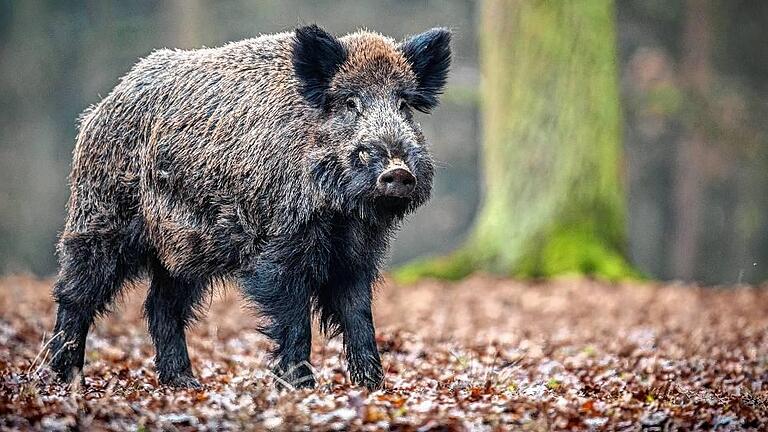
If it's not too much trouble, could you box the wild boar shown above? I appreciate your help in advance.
[49,24,450,390]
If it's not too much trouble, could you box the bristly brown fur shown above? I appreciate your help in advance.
[338,31,414,81]
[48,25,451,390]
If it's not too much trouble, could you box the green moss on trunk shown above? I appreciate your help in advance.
[395,0,636,283]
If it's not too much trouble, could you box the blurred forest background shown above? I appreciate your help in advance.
[0,0,766,284]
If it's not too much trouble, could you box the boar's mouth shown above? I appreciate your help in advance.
[374,195,412,214]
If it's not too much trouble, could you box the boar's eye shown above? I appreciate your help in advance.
[398,99,408,111]
[345,97,361,114]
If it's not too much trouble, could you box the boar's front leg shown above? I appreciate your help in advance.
[241,252,315,389]
[342,292,383,390]
[319,269,384,390]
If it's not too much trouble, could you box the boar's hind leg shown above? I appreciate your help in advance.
[241,257,315,390]
[50,230,143,384]
[145,260,206,389]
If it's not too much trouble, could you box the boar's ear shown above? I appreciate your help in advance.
[399,28,451,113]
[293,25,348,108]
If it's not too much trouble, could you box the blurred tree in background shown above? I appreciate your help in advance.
[398,0,636,282]
[619,0,768,283]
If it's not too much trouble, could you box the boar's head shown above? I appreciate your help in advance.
[294,25,451,221]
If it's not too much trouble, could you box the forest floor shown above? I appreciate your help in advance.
[1,275,767,431]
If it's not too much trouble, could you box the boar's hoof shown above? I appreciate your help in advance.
[50,363,82,385]
[161,372,202,389]
[274,363,316,390]
[365,377,385,391]
[51,366,86,388]
[351,367,384,391]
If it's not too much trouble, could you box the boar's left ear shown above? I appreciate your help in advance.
[293,24,348,108]
[399,28,452,113]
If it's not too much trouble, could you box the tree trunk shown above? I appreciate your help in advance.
[671,0,712,280]
[396,0,634,282]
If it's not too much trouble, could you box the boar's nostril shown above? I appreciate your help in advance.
[377,167,416,197]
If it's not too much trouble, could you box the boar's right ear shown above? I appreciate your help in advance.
[293,25,348,108]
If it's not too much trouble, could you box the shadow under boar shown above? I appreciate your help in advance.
[48,25,451,390]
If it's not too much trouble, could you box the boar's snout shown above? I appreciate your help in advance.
[377,166,416,198]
